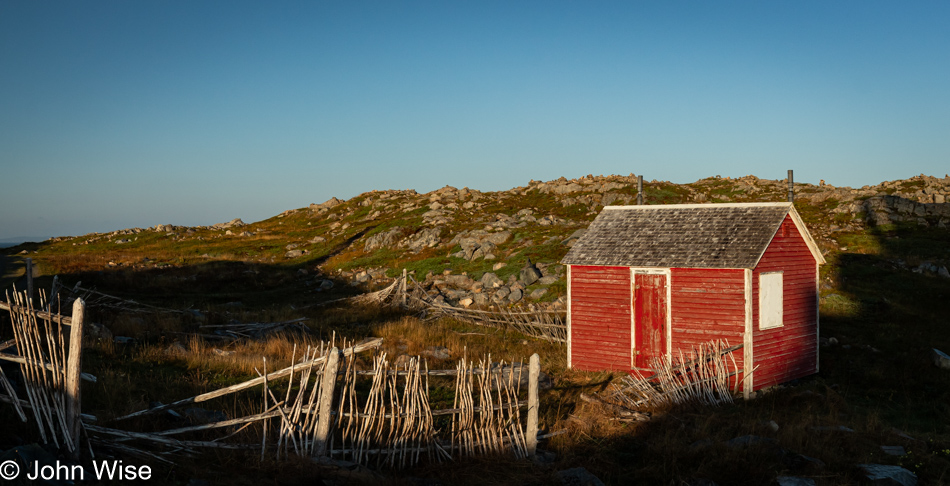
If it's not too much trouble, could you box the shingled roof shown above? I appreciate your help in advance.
[561,202,824,269]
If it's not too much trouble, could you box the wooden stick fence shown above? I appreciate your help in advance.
[255,346,542,468]
[91,336,543,469]
[1,276,549,468]
[609,340,741,410]
[0,289,87,458]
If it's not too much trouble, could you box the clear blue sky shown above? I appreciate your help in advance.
[2,1,948,240]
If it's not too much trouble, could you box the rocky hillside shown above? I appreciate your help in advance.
[31,173,950,307]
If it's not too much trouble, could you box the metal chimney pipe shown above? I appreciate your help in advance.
[787,170,794,203]
[637,175,644,205]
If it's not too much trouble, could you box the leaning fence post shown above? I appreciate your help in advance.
[401,268,408,307]
[26,258,34,304]
[526,353,540,457]
[314,347,341,457]
[65,298,86,456]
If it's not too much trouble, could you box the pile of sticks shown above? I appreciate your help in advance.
[405,276,567,343]
[52,278,185,315]
[610,340,742,409]
[307,277,406,310]
[198,317,310,340]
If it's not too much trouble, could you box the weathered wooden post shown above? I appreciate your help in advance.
[314,347,341,457]
[637,176,644,206]
[526,353,540,457]
[401,268,408,307]
[48,276,60,310]
[26,258,34,304]
[65,298,85,456]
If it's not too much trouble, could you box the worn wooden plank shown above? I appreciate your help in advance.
[65,299,85,456]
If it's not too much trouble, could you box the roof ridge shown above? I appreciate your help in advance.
[604,202,793,210]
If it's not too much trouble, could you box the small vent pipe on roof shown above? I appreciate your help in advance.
[788,170,794,203]
[637,175,644,205]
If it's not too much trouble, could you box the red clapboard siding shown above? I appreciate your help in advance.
[752,215,819,389]
[669,268,746,379]
[570,266,631,371]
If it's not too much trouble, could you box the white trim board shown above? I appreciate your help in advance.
[743,269,754,399]
[566,265,573,369]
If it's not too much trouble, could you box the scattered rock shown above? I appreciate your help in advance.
[529,288,547,300]
[404,227,442,252]
[492,287,511,302]
[520,260,543,285]
[364,227,404,252]
[538,275,560,285]
[166,342,188,355]
[310,236,326,244]
[858,464,917,486]
[932,348,950,370]
[444,274,474,289]
[880,445,906,456]
[423,346,451,360]
[556,467,606,486]
[285,249,305,258]
[211,218,244,229]
[508,288,524,303]
[480,272,504,288]
[310,197,345,212]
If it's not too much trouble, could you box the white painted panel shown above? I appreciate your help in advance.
[759,272,783,330]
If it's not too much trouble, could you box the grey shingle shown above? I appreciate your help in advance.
[561,203,793,269]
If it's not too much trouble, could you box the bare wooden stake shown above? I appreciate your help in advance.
[314,347,341,457]
[65,298,85,457]
[526,353,539,457]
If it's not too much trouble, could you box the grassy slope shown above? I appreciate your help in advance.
[1,175,949,485]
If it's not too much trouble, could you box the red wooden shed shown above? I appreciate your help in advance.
[561,202,825,395]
